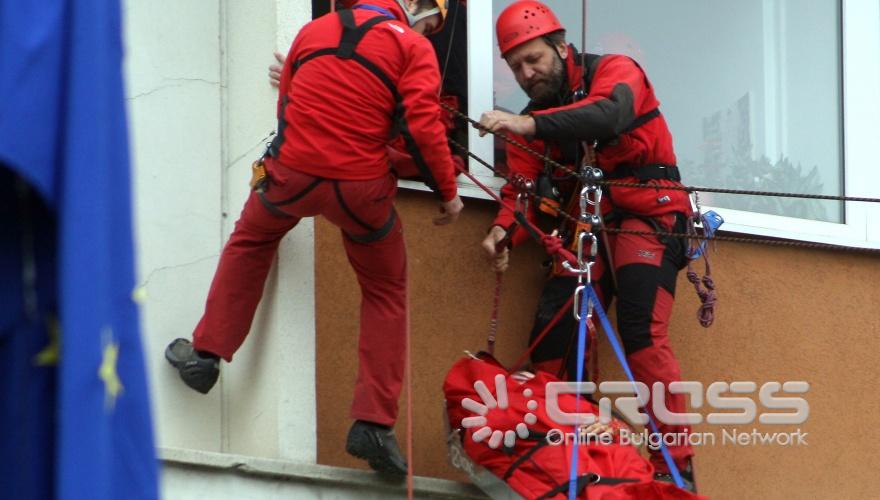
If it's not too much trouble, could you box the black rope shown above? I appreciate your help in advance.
[439,0,460,89]
[601,227,880,254]
[442,102,880,205]
[447,138,880,256]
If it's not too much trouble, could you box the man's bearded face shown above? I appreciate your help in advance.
[505,38,567,106]
[524,55,565,105]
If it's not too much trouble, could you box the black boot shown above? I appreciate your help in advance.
[164,338,220,394]
[345,420,408,478]
[654,459,697,493]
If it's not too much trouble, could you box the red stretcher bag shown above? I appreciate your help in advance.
[443,354,707,500]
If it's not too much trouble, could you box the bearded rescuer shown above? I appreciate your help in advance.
[478,1,696,492]
[164,0,462,478]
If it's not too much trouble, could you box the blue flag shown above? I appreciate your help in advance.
[0,1,159,499]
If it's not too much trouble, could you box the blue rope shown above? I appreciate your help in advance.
[567,288,590,500]
[585,286,685,488]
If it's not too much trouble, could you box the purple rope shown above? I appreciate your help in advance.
[686,256,716,328]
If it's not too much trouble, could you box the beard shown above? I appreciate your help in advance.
[525,56,566,107]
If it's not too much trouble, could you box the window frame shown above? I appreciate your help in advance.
[401,0,880,249]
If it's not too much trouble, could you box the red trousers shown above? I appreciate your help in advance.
[529,214,694,472]
[193,159,407,426]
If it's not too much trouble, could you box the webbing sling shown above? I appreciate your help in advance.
[585,285,686,488]
[565,291,591,500]
[268,8,443,196]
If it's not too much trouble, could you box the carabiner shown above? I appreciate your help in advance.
[572,284,594,321]
[576,231,598,268]
[515,191,529,215]
[562,260,593,278]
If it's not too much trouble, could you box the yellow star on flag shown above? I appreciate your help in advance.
[34,316,61,367]
[98,327,124,409]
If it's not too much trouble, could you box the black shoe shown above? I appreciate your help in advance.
[345,420,408,478]
[654,460,697,493]
[164,338,220,394]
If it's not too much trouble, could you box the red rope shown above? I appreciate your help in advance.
[456,165,595,377]
[487,272,502,354]
[456,166,580,268]
[511,295,574,372]
[405,306,414,499]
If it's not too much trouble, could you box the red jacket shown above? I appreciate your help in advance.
[274,0,458,202]
[494,48,691,245]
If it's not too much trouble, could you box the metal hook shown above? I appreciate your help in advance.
[579,185,592,218]
[573,285,585,320]
[573,284,594,320]
[689,190,702,218]
[578,232,599,268]
[576,231,598,268]
[561,260,593,278]
[590,185,602,208]
[515,191,529,214]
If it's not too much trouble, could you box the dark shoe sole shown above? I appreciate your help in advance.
[346,447,408,478]
[164,337,193,368]
[164,338,219,394]
[345,428,408,478]
[164,344,183,368]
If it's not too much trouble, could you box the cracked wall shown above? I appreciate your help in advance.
[123,0,318,469]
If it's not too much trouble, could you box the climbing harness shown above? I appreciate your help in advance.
[269,7,445,196]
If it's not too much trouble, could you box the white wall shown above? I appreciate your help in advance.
[123,0,317,465]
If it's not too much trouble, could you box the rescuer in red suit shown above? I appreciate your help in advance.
[479,1,697,491]
[165,0,461,478]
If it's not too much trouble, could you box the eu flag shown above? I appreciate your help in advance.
[0,1,159,499]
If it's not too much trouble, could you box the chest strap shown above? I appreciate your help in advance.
[605,163,681,183]
[578,53,663,147]
[268,9,393,158]
[267,9,445,198]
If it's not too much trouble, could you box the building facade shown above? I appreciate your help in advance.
[127,1,880,498]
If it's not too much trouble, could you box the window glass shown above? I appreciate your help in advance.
[491,0,844,222]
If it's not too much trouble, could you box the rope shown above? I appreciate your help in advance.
[442,102,880,205]
[567,293,591,500]
[405,304,414,499]
[687,259,716,328]
[487,272,502,355]
[585,286,686,488]
[685,214,717,328]
[439,0,459,89]
[448,137,880,255]
[601,226,880,254]
[511,295,575,372]
[599,179,880,204]
[453,116,687,489]
[455,164,581,267]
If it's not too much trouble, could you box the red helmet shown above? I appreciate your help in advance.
[496,1,563,56]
